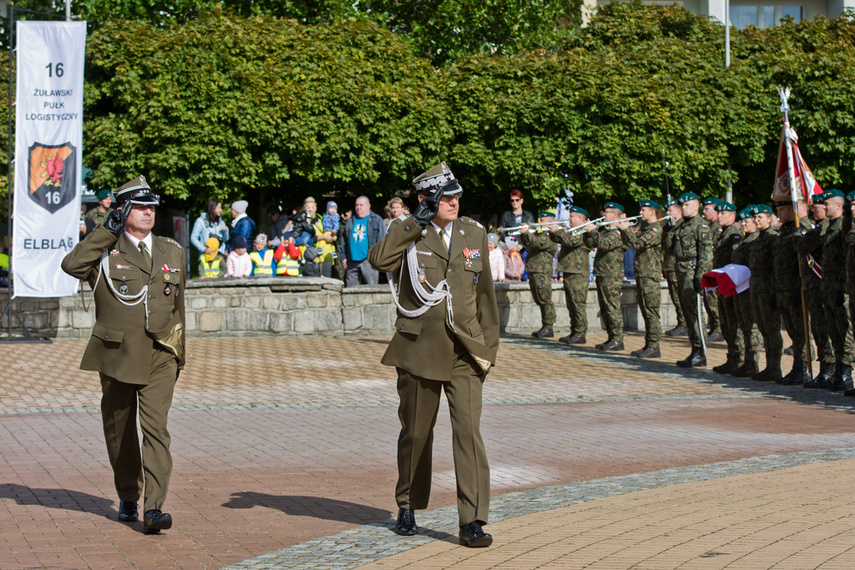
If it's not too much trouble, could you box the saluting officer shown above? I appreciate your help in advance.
[619,199,663,359]
[701,196,723,341]
[519,210,559,339]
[368,162,499,548]
[711,201,744,375]
[730,207,762,377]
[583,201,628,351]
[673,192,713,368]
[61,176,185,534]
[662,200,688,336]
[549,206,591,345]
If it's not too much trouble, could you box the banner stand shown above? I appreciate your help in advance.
[1,5,54,343]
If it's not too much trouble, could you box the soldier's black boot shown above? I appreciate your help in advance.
[805,362,834,389]
[731,355,760,378]
[637,346,661,359]
[666,324,688,337]
[631,345,648,357]
[826,361,844,391]
[677,348,706,368]
[830,363,852,392]
[753,366,782,382]
[712,359,739,375]
[559,333,586,345]
[778,358,810,386]
[532,326,554,339]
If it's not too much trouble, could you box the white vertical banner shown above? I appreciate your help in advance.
[12,21,87,298]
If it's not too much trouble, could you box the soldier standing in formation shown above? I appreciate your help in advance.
[844,192,855,396]
[519,210,558,339]
[583,202,628,351]
[747,204,783,382]
[730,207,762,377]
[549,206,591,345]
[618,199,663,359]
[710,201,744,374]
[672,192,713,368]
[662,200,688,337]
[701,197,723,341]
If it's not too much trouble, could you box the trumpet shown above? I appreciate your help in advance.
[596,214,642,228]
[501,220,572,236]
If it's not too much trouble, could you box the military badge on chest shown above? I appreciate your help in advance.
[462,247,481,268]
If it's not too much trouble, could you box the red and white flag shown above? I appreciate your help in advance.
[771,120,823,202]
[702,264,751,298]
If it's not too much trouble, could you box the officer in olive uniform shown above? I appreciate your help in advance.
[583,201,629,351]
[701,196,723,340]
[662,200,688,336]
[61,176,185,534]
[730,207,762,377]
[85,188,114,226]
[519,210,559,339]
[549,206,591,345]
[673,192,713,368]
[710,201,744,375]
[794,193,833,387]
[773,200,813,385]
[368,162,499,548]
[746,204,783,382]
[619,199,663,358]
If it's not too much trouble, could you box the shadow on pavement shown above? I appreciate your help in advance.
[222,492,392,525]
[0,483,116,519]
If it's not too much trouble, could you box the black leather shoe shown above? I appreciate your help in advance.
[630,346,648,357]
[118,501,138,522]
[712,362,739,375]
[731,362,760,378]
[665,324,688,337]
[778,360,810,386]
[559,333,586,344]
[830,364,852,392]
[143,510,173,534]
[707,331,724,342]
[532,327,554,339]
[459,521,492,547]
[677,349,706,368]
[636,347,661,359]
[805,362,834,389]
[394,508,418,536]
[600,340,624,351]
[753,367,782,382]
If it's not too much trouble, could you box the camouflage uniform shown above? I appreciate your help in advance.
[661,219,686,329]
[774,218,813,366]
[713,222,744,367]
[672,214,713,351]
[86,207,113,227]
[821,215,854,368]
[731,230,762,370]
[705,220,722,334]
[622,222,662,350]
[519,230,558,329]
[793,218,831,369]
[748,225,782,374]
[550,228,590,337]
[584,226,628,343]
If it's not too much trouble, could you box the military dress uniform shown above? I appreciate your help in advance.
[550,206,591,344]
[711,203,744,374]
[747,205,782,381]
[673,193,713,367]
[520,220,558,338]
[61,176,185,532]
[367,162,499,546]
[661,209,687,335]
[730,209,762,377]
[583,203,628,350]
[621,200,663,358]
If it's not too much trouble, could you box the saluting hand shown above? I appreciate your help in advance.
[104,201,132,236]
[413,190,441,228]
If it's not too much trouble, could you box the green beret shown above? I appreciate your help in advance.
[825,189,845,199]
[665,200,678,209]
[678,192,700,204]
[96,188,112,200]
[603,201,624,212]
[846,191,855,203]
[737,207,753,220]
[811,193,826,205]
[750,204,772,216]
[716,201,737,212]
[638,199,660,210]
[702,196,722,207]
[568,205,588,217]
[539,209,556,218]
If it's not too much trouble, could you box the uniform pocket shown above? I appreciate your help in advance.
[394,317,422,336]
[92,322,124,344]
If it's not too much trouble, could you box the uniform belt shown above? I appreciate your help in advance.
[675,256,697,262]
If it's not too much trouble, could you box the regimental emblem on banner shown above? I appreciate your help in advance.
[27,142,77,213]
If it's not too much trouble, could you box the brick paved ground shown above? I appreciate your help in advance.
[1,332,854,569]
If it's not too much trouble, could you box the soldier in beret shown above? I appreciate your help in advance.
[747,204,783,382]
[673,192,713,367]
[619,199,663,358]
[86,188,114,227]
[710,201,745,374]
[730,207,762,377]
[583,201,629,351]
[519,210,559,338]
[844,191,855,396]
[368,162,499,548]
[701,196,723,341]
[549,206,591,344]
[662,200,688,336]
[62,176,185,534]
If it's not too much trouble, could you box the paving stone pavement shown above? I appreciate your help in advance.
[1,332,854,569]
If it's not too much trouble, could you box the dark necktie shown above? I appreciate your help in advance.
[139,242,152,270]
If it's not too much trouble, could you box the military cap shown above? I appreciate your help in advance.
[95,188,112,201]
[665,200,678,209]
[539,209,556,218]
[702,196,722,207]
[811,193,826,205]
[737,207,753,220]
[603,201,624,212]
[716,201,737,212]
[638,199,660,210]
[772,200,792,208]
[824,189,845,200]
[568,205,588,217]
[678,192,700,204]
[412,161,462,197]
[846,191,855,203]
[113,175,159,205]
[749,204,772,216]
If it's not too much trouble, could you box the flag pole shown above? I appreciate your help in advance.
[777,87,813,378]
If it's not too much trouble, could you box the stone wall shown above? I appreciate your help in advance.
[1,277,680,339]
[0,292,60,338]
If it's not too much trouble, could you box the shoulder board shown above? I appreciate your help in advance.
[460,217,484,230]
[157,236,184,249]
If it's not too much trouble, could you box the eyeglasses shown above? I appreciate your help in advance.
[510,198,521,203]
